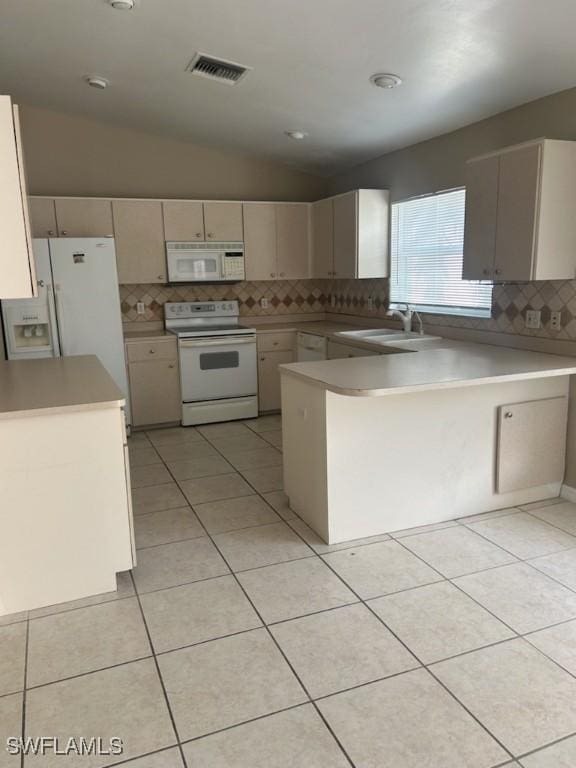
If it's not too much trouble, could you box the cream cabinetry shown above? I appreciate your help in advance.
[126,338,181,426]
[244,203,310,280]
[204,202,243,241]
[257,331,296,412]
[54,198,114,237]
[496,396,568,493]
[113,200,167,284]
[312,189,390,279]
[163,201,205,241]
[327,340,377,359]
[0,97,36,299]
[463,139,576,282]
[29,197,57,237]
[311,198,334,278]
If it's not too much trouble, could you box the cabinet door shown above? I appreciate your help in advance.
[327,340,374,359]
[0,99,36,299]
[113,200,166,284]
[203,202,243,241]
[333,192,357,278]
[276,204,310,279]
[497,396,567,493]
[463,156,499,280]
[258,350,294,412]
[29,198,57,237]
[54,198,114,237]
[163,201,205,241]
[244,203,278,280]
[128,358,181,427]
[312,198,334,278]
[494,144,541,281]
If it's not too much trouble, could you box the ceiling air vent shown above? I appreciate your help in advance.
[186,53,251,85]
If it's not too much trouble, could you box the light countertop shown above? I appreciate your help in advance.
[124,329,174,342]
[0,355,125,418]
[281,342,576,397]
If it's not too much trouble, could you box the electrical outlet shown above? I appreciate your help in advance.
[525,309,541,329]
[331,295,336,308]
[367,296,374,310]
[136,302,145,315]
[551,311,562,330]
[260,297,269,309]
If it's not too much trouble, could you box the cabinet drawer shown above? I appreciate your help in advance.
[327,340,376,359]
[257,331,296,352]
[126,338,177,363]
[496,396,568,493]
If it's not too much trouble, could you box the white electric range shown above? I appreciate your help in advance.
[165,301,258,426]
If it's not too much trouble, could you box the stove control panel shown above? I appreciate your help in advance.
[165,301,239,320]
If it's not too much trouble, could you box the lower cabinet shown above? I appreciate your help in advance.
[327,340,376,359]
[257,331,296,412]
[126,338,181,427]
[496,396,568,493]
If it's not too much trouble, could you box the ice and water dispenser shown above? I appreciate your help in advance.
[4,302,54,358]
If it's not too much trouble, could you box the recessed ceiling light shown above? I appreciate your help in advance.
[370,73,402,89]
[109,0,135,9]
[85,76,109,90]
[284,130,308,140]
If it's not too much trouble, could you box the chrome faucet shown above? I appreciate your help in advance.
[386,304,424,334]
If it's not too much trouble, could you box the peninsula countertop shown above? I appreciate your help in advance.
[0,355,125,418]
[280,341,576,396]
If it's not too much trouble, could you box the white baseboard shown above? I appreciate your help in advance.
[561,484,576,503]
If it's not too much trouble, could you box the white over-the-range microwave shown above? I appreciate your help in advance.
[166,241,245,283]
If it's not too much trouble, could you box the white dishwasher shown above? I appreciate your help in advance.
[297,332,327,361]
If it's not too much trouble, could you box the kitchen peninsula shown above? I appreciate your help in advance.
[0,355,134,615]
[281,341,576,543]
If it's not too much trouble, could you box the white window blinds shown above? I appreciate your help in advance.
[390,188,493,318]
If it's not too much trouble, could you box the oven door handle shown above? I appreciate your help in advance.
[179,337,256,348]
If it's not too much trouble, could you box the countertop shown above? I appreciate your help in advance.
[280,342,576,397]
[0,355,125,418]
[124,329,174,342]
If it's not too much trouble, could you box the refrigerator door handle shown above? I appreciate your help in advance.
[53,287,66,355]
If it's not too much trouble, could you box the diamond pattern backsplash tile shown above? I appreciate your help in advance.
[121,277,576,341]
[328,278,576,341]
[120,280,328,322]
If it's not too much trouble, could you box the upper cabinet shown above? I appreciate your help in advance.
[53,198,114,238]
[112,200,166,284]
[29,198,57,237]
[163,201,205,241]
[0,97,36,299]
[243,203,310,280]
[312,189,390,279]
[463,139,576,282]
[203,202,243,241]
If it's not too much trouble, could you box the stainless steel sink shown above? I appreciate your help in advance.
[336,329,440,343]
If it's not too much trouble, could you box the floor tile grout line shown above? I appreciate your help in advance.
[292,525,517,761]
[390,536,524,639]
[129,570,189,768]
[159,435,357,768]
[93,744,182,768]
[21,654,155,694]
[523,505,576,538]
[20,615,30,764]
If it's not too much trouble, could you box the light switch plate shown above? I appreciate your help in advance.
[136,302,145,315]
[525,309,541,329]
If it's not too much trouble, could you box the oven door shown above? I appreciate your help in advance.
[178,336,257,402]
[167,251,223,282]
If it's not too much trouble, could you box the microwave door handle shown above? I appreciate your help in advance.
[179,337,255,348]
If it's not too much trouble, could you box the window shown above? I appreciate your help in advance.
[390,188,493,318]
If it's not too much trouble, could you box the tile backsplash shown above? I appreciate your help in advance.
[120,280,328,321]
[121,277,576,341]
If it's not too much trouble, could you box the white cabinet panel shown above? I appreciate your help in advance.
[497,396,568,493]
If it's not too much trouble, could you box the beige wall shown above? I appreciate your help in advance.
[331,86,576,201]
[20,105,328,202]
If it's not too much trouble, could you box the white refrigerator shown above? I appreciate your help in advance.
[1,237,130,421]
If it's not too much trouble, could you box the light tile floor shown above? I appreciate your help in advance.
[4,417,576,767]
